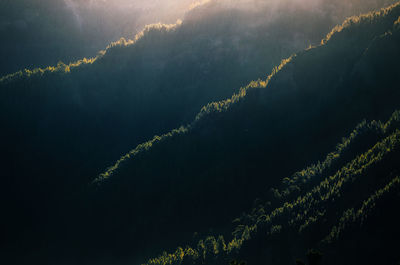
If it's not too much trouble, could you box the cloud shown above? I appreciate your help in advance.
[63,0,83,29]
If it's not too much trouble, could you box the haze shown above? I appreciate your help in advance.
[0,0,395,75]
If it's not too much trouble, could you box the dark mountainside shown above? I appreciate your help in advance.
[2,4,395,263]
[0,0,194,76]
[0,0,139,76]
[1,0,397,208]
[1,0,397,193]
[0,0,396,76]
[138,109,400,265]
[87,3,400,264]
[0,1,400,265]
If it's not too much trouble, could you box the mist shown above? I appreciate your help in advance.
[0,0,396,76]
[0,0,194,75]
[1,0,397,76]
[1,1,400,264]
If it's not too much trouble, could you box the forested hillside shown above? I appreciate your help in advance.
[1,1,400,265]
[0,0,396,75]
[1,0,397,193]
[0,0,194,76]
[85,3,400,264]
[140,109,400,265]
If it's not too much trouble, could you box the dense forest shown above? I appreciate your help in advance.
[139,109,400,265]
[0,0,195,76]
[1,0,400,265]
[89,3,400,264]
[0,0,396,75]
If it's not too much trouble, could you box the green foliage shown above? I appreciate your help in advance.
[274,110,400,202]
[229,260,247,265]
[323,176,400,243]
[84,3,400,264]
[93,56,295,183]
[96,1,400,186]
[137,108,400,265]
[0,22,180,84]
[322,2,400,45]
[2,1,400,264]
[93,126,189,183]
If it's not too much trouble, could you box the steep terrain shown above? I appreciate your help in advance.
[0,0,195,76]
[1,0,397,197]
[85,3,400,264]
[1,1,400,264]
[141,109,400,265]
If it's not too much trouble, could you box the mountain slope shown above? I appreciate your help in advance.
[2,1,400,264]
[0,0,195,76]
[1,0,398,197]
[141,110,400,265]
[1,1,397,184]
[83,3,400,263]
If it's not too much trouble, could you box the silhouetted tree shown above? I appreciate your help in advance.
[307,249,323,265]
[296,259,306,265]
[229,260,247,265]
